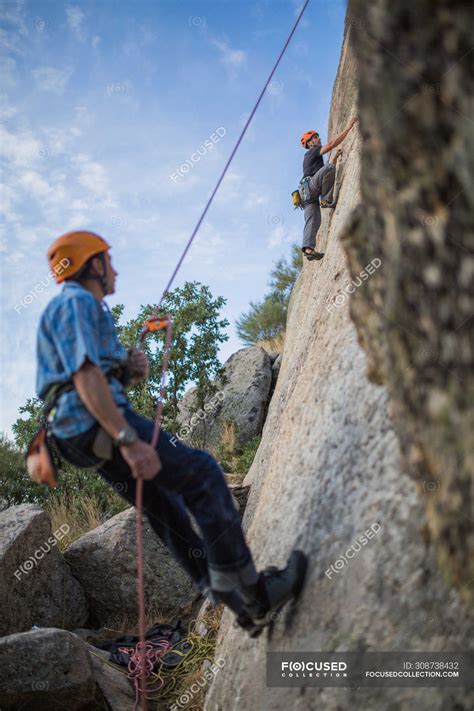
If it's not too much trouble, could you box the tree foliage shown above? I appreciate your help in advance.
[235,295,288,346]
[236,244,302,346]
[0,427,124,513]
[112,281,229,431]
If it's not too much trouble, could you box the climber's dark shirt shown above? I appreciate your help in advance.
[303,146,324,178]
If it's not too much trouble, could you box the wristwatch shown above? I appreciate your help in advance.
[113,426,138,447]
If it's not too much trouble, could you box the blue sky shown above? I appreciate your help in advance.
[0,0,346,435]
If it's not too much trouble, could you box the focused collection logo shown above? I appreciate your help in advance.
[281,660,348,678]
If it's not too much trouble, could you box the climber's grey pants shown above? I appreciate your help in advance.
[302,162,336,251]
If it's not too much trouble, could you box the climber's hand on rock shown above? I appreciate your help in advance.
[120,440,161,480]
[348,116,358,129]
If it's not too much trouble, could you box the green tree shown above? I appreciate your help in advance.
[235,295,288,346]
[113,281,229,432]
[1,424,125,514]
[236,244,302,346]
[268,243,303,298]
[0,434,47,510]
[12,398,44,451]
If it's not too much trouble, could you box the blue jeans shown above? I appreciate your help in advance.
[53,407,258,595]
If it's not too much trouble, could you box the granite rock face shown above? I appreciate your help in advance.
[345,0,474,602]
[177,346,272,449]
[204,17,474,711]
[0,628,99,711]
[0,504,88,636]
[64,507,197,628]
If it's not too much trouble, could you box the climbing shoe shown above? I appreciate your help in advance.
[233,609,267,638]
[304,250,324,261]
[320,200,337,209]
[240,550,308,636]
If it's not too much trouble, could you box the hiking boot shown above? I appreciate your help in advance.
[203,587,266,638]
[233,610,266,638]
[240,550,308,635]
[320,200,337,209]
[304,250,324,261]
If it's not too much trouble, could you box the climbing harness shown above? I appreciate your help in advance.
[26,360,136,486]
[299,174,320,207]
[291,176,315,210]
[292,178,319,209]
[25,425,60,488]
[25,380,78,487]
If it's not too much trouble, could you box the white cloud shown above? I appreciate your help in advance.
[43,125,82,153]
[73,154,118,208]
[0,125,42,166]
[91,35,100,48]
[0,1,28,54]
[0,183,20,222]
[69,198,91,211]
[13,226,39,245]
[66,5,85,41]
[32,66,73,94]
[73,104,93,129]
[0,57,16,86]
[0,0,28,33]
[0,94,18,119]
[187,222,224,265]
[215,170,270,212]
[268,225,300,249]
[209,38,246,68]
[292,0,311,27]
[18,170,53,199]
[0,27,24,54]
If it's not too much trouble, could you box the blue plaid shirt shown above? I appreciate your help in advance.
[36,282,130,438]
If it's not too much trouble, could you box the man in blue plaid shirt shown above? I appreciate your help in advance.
[37,230,307,636]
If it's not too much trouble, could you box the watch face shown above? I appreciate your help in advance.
[117,427,137,446]
[125,428,138,444]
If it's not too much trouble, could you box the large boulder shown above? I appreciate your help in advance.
[88,645,136,711]
[0,504,88,635]
[64,507,197,628]
[0,628,100,711]
[177,346,272,449]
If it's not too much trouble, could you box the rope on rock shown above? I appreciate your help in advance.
[133,2,311,707]
[123,639,172,705]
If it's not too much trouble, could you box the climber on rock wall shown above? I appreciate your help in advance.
[299,116,358,261]
[32,230,308,638]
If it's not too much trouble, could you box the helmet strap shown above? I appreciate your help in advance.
[93,253,108,296]
[73,252,108,296]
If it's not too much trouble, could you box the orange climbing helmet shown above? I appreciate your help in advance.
[300,130,319,148]
[47,230,110,283]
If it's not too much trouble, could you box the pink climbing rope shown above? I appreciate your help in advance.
[133,2,311,708]
[134,315,173,710]
[120,639,172,707]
